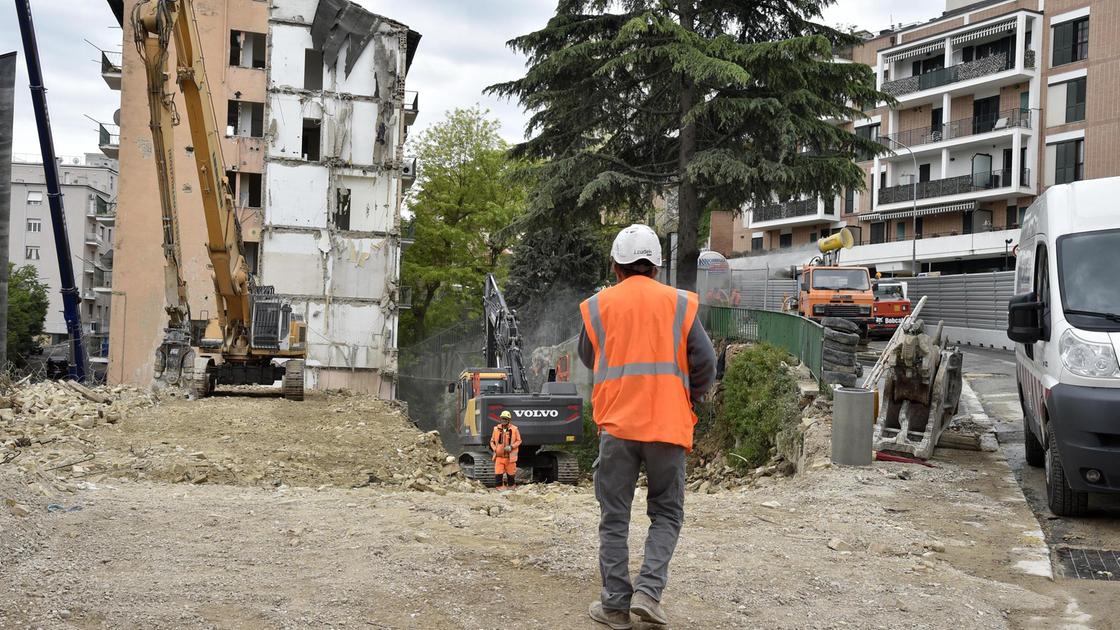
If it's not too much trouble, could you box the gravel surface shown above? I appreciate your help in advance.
[0,388,1108,629]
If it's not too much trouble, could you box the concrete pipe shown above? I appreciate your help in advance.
[832,387,875,466]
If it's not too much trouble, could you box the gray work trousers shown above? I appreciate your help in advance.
[593,431,686,611]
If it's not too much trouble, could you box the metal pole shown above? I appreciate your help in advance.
[881,135,919,276]
[14,0,88,381]
[0,52,15,372]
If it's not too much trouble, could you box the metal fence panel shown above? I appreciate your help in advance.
[702,306,823,381]
[719,269,1015,333]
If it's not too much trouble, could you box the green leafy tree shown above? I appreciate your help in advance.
[504,220,610,344]
[400,107,526,345]
[7,264,49,367]
[488,0,887,290]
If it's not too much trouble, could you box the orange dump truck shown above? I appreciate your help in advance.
[795,265,875,335]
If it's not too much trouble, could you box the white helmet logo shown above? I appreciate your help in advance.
[611,224,662,266]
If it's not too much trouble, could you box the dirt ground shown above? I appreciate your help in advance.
[0,386,1112,629]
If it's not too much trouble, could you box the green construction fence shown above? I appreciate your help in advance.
[701,306,824,383]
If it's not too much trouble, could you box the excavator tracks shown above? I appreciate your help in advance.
[460,452,496,487]
[282,360,305,401]
[552,451,580,485]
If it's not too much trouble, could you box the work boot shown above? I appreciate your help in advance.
[588,602,632,630]
[630,592,668,626]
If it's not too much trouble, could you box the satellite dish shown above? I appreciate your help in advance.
[113,109,121,126]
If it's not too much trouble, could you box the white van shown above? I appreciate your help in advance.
[1009,177,1120,517]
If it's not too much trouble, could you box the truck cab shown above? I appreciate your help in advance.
[869,280,911,338]
[1008,177,1120,516]
[797,266,875,334]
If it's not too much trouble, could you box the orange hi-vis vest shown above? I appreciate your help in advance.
[490,424,522,462]
[579,275,700,449]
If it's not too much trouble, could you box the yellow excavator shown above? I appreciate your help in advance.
[133,0,307,399]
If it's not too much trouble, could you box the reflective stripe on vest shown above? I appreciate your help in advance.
[585,289,691,391]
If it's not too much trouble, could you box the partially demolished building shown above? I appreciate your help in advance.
[108,0,419,396]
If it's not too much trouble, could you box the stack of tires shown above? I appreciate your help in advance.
[820,317,864,388]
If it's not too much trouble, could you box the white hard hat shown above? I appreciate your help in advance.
[611,224,662,266]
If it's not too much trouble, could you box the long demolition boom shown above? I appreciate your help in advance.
[132,0,251,351]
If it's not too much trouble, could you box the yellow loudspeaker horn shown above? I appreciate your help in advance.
[818,228,855,253]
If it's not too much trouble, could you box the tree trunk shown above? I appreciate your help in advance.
[0,53,16,370]
[675,3,699,291]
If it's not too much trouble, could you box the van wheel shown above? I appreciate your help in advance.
[1045,424,1088,517]
[1023,412,1045,468]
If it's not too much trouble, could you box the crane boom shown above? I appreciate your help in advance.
[483,274,527,394]
[133,0,250,338]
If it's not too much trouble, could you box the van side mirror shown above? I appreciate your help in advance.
[1007,292,1043,344]
[447,382,456,394]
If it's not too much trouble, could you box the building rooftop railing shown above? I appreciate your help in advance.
[751,198,819,223]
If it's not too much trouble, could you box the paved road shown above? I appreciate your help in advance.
[957,344,1120,554]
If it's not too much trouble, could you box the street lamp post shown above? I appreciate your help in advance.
[880,135,919,276]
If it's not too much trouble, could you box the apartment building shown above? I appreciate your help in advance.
[104,0,418,397]
[725,0,1118,276]
[7,154,116,367]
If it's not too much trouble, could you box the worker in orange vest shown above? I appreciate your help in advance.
[578,224,716,630]
[489,410,522,489]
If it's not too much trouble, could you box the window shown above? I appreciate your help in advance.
[1053,17,1089,67]
[301,118,322,161]
[911,56,945,76]
[229,31,266,69]
[894,222,904,241]
[844,188,855,214]
[243,241,259,275]
[963,210,974,235]
[226,170,238,198]
[812,269,870,291]
[750,236,763,251]
[854,123,880,162]
[1020,91,1029,114]
[779,233,792,249]
[226,100,264,137]
[333,188,352,230]
[915,217,924,237]
[304,49,324,90]
[243,173,262,208]
[1006,205,1018,229]
[808,231,817,243]
[26,218,42,233]
[25,246,39,260]
[1065,77,1086,123]
[1054,139,1084,185]
[26,191,43,205]
[870,222,885,244]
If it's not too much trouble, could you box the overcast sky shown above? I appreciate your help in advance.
[0,0,938,160]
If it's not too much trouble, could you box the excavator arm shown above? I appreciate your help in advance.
[483,274,527,394]
[132,0,251,348]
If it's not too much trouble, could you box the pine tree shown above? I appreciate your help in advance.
[488,0,887,289]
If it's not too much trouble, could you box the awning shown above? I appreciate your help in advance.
[862,201,977,222]
[885,41,946,64]
[951,20,1016,45]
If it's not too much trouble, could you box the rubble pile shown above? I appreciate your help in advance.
[0,380,159,456]
[385,428,482,493]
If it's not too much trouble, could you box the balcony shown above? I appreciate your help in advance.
[882,108,1030,151]
[100,52,121,91]
[397,286,412,310]
[403,91,419,126]
[878,168,1030,208]
[882,53,1013,98]
[93,271,112,293]
[401,156,417,190]
[845,228,1021,271]
[400,219,415,248]
[85,231,103,248]
[750,196,839,229]
[98,123,120,159]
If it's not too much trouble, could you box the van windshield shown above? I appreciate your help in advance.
[813,269,870,291]
[1058,229,1120,323]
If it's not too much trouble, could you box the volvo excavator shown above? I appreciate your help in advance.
[448,275,582,486]
[133,0,306,399]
